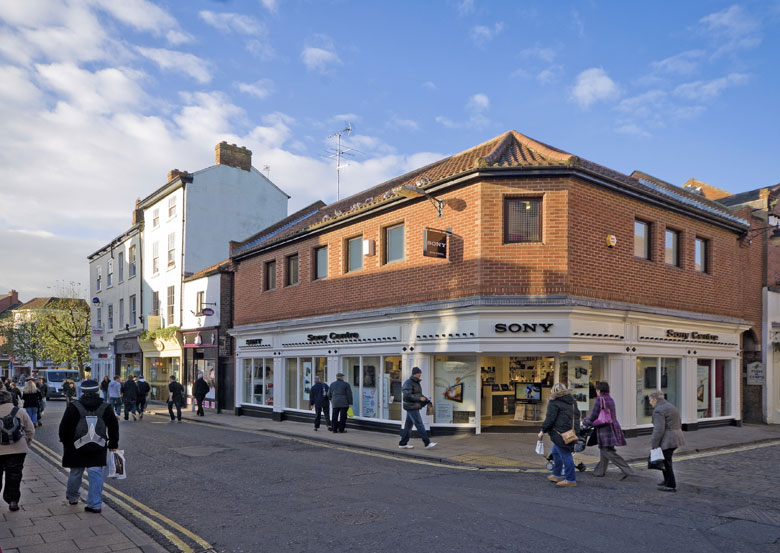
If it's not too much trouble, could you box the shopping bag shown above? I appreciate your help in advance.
[108,450,127,479]
[346,407,354,418]
[648,447,665,471]
[535,440,544,456]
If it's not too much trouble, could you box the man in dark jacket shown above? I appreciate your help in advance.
[59,379,119,513]
[327,373,352,433]
[168,375,185,422]
[193,373,210,417]
[308,376,331,431]
[398,367,436,449]
[136,376,150,419]
[121,376,139,421]
[35,377,48,427]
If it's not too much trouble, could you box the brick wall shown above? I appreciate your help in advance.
[234,175,749,326]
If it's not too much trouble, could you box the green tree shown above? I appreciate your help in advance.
[36,297,90,375]
[8,319,46,371]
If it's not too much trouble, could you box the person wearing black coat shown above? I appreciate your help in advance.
[100,376,110,401]
[59,380,119,513]
[136,377,150,419]
[193,374,210,417]
[308,376,331,431]
[121,377,139,421]
[327,373,353,433]
[539,383,581,487]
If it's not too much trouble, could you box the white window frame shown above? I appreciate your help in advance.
[119,298,124,329]
[242,358,275,407]
[129,295,136,327]
[129,245,137,278]
[168,196,176,218]
[167,285,175,324]
[168,232,176,268]
[107,259,113,287]
[107,304,113,332]
[96,307,102,329]
[196,291,204,315]
[96,265,102,291]
[118,254,124,282]
[153,208,160,228]
[152,242,159,274]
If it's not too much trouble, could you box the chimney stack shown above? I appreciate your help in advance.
[132,199,144,226]
[0,290,18,311]
[167,169,188,182]
[215,142,252,171]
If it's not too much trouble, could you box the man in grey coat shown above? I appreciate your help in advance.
[649,391,685,492]
[328,373,353,434]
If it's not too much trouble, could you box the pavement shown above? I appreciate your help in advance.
[147,402,780,470]
[0,449,165,553]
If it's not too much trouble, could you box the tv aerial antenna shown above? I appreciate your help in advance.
[325,122,355,200]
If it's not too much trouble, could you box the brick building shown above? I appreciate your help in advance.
[229,131,752,434]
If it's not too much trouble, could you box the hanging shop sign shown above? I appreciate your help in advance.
[423,228,447,259]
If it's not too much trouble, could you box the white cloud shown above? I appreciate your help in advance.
[301,47,341,73]
[236,79,274,99]
[520,45,557,63]
[330,113,360,124]
[136,46,212,83]
[466,93,490,112]
[697,5,761,57]
[422,81,436,89]
[199,10,262,35]
[650,50,705,76]
[388,117,420,132]
[260,0,279,14]
[435,115,459,129]
[436,93,491,130]
[570,9,585,37]
[165,30,193,46]
[246,38,275,60]
[615,124,650,138]
[673,73,749,101]
[470,22,505,46]
[537,65,562,85]
[456,0,475,16]
[570,68,620,108]
[615,90,667,116]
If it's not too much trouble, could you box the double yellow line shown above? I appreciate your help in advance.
[30,441,212,553]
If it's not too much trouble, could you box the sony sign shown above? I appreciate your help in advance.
[495,323,554,333]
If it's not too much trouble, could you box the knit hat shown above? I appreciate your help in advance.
[412,367,422,375]
[80,379,99,393]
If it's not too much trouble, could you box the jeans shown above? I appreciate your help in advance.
[66,466,107,510]
[123,401,137,419]
[314,402,331,429]
[168,400,182,421]
[24,407,38,425]
[0,452,26,504]
[551,444,576,482]
[109,397,122,416]
[332,407,348,432]
[662,447,677,488]
[399,409,430,446]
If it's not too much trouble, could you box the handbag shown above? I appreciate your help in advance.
[559,404,579,444]
[592,397,613,427]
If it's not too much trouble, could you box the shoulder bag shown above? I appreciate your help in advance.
[560,403,579,444]
[592,396,613,427]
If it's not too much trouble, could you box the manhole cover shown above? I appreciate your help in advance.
[333,509,381,525]
[720,506,780,527]
[173,445,228,457]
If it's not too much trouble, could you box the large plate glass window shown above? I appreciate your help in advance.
[634,220,650,259]
[504,198,541,243]
[347,235,363,272]
[433,356,476,424]
[696,359,731,418]
[636,357,681,424]
[285,358,298,409]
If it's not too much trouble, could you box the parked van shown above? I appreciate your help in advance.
[37,369,81,400]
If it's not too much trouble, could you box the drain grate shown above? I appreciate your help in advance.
[720,506,780,527]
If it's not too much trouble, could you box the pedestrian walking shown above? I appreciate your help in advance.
[59,379,119,513]
[100,376,110,402]
[107,376,122,417]
[398,367,437,450]
[121,375,138,421]
[0,389,35,512]
[193,373,210,417]
[327,372,352,433]
[136,376,150,419]
[21,380,41,427]
[583,381,633,480]
[649,391,685,493]
[539,382,580,487]
[8,382,21,407]
[35,378,47,427]
[168,375,184,422]
[308,376,331,431]
[62,379,77,404]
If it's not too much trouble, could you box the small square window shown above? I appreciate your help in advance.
[634,220,651,260]
[346,236,363,272]
[384,223,404,264]
[314,246,328,280]
[265,260,277,290]
[665,229,680,266]
[504,198,542,243]
[286,254,299,286]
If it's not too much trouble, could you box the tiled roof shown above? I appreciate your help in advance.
[16,297,86,311]
[716,188,764,207]
[232,130,749,259]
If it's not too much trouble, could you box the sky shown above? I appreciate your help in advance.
[1,0,779,302]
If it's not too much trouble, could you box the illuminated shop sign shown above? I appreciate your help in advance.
[494,323,554,333]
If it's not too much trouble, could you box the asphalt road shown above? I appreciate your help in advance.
[32,401,780,553]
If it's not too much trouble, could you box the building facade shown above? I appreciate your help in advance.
[229,131,751,434]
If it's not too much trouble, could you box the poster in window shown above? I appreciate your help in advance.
[302,361,312,395]
[362,387,377,418]
[696,364,708,411]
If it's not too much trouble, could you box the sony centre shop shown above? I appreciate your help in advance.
[232,301,745,435]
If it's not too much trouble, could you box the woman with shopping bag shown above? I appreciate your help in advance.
[582,381,633,480]
[538,383,580,487]
[649,391,685,492]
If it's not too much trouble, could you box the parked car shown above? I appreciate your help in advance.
[37,369,81,400]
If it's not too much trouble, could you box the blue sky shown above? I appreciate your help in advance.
[1,0,779,300]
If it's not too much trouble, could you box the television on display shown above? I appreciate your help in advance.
[516,382,541,402]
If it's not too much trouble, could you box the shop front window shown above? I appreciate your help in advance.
[559,355,604,416]
[242,359,252,405]
[383,356,402,421]
[338,355,398,421]
[697,358,731,418]
[264,359,274,406]
[285,358,298,409]
[147,356,179,401]
[481,355,554,425]
[637,357,681,425]
[433,356,476,424]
